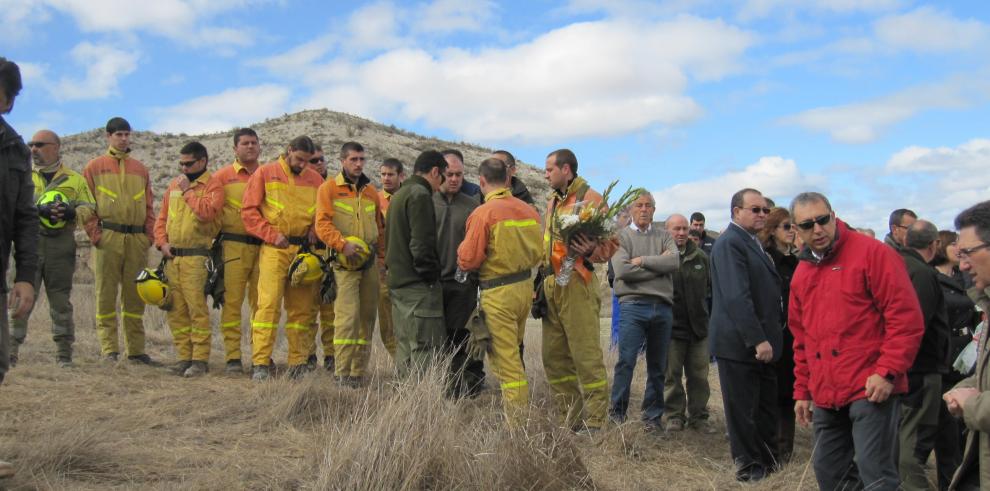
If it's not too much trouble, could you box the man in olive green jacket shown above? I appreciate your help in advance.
[664,214,715,433]
[386,150,447,377]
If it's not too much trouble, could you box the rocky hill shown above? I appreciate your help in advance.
[58,109,550,209]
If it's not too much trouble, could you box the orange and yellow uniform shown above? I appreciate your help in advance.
[211,161,263,363]
[83,146,155,357]
[153,172,222,362]
[241,157,323,367]
[314,172,384,378]
[542,176,618,429]
[376,189,397,358]
[458,188,542,425]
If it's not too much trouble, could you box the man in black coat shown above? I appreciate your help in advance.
[709,188,782,482]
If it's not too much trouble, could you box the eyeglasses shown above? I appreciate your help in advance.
[178,159,200,167]
[779,223,792,231]
[957,243,990,261]
[309,157,325,164]
[742,206,771,215]
[27,142,54,148]
[796,214,832,231]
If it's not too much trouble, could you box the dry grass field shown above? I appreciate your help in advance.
[0,283,824,490]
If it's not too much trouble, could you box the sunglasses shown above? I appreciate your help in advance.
[27,141,54,148]
[742,206,771,215]
[796,214,832,230]
[309,157,325,164]
[178,159,200,167]
[779,223,792,231]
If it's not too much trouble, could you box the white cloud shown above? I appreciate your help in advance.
[737,0,902,21]
[874,6,990,53]
[780,76,990,144]
[413,0,496,34]
[343,1,404,53]
[651,156,823,226]
[150,84,291,134]
[0,0,50,44]
[291,16,753,143]
[252,34,337,74]
[51,42,139,101]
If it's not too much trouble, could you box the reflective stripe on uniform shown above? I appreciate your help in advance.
[504,218,538,228]
[172,326,193,334]
[132,189,145,201]
[221,320,240,328]
[364,204,376,212]
[225,197,242,208]
[96,312,117,320]
[265,197,284,210]
[190,327,211,335]
[97,186,118,199]
[501,380,529,389]
[306,204,316,214]
[285,322,309,331]
[252,321,277,329]
[122,311,143,320]
[334,201,354,212]
[583,379,607,390]
[548,375,577,385]
[333,339,369,345]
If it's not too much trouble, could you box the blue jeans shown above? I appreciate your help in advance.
[610,293,620,348]
[609,301,672,423]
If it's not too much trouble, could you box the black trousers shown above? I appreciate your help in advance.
[716,357,780,473]
[441,280,485,393]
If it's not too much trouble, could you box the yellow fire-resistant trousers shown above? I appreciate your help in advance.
[94,232,149,356]
[310,301,334,358]
[377,277,397,358]
[219,241,260,362]
[542,273,609,429]
[333,265,379,377]
[480,281,531,427]
[251,244,317,367]
[164,256,211,361]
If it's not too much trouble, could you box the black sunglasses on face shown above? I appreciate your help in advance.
[309,157,325,164]
[27,141,54,148]
[796,214,832,230]
[780,223,792,231]
[743,206,771,215]
[179,159,200,167]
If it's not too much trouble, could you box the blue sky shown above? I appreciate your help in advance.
[4,0,988,232]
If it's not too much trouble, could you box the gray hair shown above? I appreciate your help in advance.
[905,220,938,249]
[789,192,833,217]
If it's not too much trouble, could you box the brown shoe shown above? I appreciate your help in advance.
[183,361,209,378]
[0,459,15,479]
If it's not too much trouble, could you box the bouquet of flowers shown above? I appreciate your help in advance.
[553,181,646,285]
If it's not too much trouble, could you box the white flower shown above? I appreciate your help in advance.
[558,214,580,230]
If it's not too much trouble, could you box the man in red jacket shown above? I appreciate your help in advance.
[789,192,924,491]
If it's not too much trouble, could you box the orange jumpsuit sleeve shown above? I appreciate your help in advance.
[184,175,223,222]
[140,165,155,243]
[314,180,346,252]
[240,168,279,245]
[81,161,102,245]
[457,207,491,272]
[153,182,173,249]
[373,187,385,260]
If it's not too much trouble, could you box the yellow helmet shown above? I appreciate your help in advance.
[135,265,170,309]
[336,236,371,271]
[37,190,69,229]
[289,252,325,286]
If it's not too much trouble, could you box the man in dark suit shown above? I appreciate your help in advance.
[709,188,782,482]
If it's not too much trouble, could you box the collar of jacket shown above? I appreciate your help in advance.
[483,187,511,202]
[680,238,700,262]
[233,159,257,175]
[901,246,927,266]
[553,176,587,200]
[797,218,847,265]
[335,171,370,190]
[884,233,907,253]
[185,169,210,185]
[34,160,63,175]
[107,145,130,161]
[0,116,18,148]
[405,174,433,193]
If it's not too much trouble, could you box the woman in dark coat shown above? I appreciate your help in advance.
[759,207,798,464]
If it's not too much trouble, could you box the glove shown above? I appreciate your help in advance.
[57,202,76,221]
[466,308,492,361]
[37,203,57,223]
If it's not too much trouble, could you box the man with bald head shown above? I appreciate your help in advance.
[897,219,952,490]
[10,129,95,368]
[662,214,715,433]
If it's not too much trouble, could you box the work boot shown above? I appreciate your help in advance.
[224,360,242,374]
[323,356,335,372]
[0,459,15,479]
[287,364,310,380]
[128,354,161,366]
[183,361,208,378]
[306,354,318,371]
[665,418,685,432]
[252,365,271,382]
[168,360,192,376]
[56,356,74,369]
[103,352,120,363]
[345,376,362,388]
[690,419,719,435]
[7,353,16,368]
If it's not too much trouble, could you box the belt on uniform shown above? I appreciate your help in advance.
[287,236,308,246]
[219,232,262,246]
[101,221,145,234]
[479,270,531,290]
[170,247,210,257]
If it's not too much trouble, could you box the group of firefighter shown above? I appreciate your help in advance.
[16,116,616,429]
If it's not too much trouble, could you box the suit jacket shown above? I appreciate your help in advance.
[949,286,990,490]
[709,222,782,363]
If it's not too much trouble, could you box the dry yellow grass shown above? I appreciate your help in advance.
[0,284,821,490]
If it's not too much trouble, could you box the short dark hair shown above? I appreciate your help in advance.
[287,135,316,153]
[789,192,833,217]
[0,57,23,104]
[690,212,705,223]
[765,197,776,208]
[106,117,132,134]
[730,188,762,213]
[479,158,507,184]
[888,208,917,228]
[314,143,323,153]
[492,150,516,168]
[933,230,958,266]
[233,127,258,146]
[955,200,990,246]
[414,150,448,175]
[381,158,404,175]
[688,229,702,239]
[905,220,938,250]
[180,141,209,163]
[441,149,464,162]
[340,141,364,159]
[547,148,578,174]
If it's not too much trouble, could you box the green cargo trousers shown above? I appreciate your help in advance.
[11,229,77,359]
[663,335,711,424]
[391,281,445,379]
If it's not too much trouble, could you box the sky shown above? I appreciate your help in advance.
[3,0,988,232]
